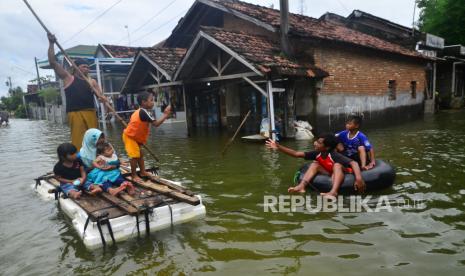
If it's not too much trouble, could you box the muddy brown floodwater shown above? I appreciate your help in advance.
[1,111,465,275]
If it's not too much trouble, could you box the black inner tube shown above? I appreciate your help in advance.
[295,159,396,193]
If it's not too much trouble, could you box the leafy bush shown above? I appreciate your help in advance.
[38,88,61,104]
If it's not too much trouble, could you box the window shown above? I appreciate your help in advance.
[388,80,396,100]
[410,81,417,99]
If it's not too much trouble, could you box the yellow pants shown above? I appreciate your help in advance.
[122,133,141,158]
[67,109,98,150]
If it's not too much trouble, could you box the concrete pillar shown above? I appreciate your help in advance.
[267,80,276,141]
[182,85,190,136]
[225,84,240,131]
[284,80,295,138]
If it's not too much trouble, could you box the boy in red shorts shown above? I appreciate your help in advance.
[266,133,365,198]
[122,92,171,182]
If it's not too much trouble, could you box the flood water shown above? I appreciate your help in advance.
[1,111,465,275]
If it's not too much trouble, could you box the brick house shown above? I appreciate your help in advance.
[121,0,432,136]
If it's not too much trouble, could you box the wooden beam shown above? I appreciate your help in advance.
[207,59,220,75]
[140,52,172,81]
[120,166,195,196]
[220,56,234,75]
[200,31,264,76]
[148,71,160,84]
[173,33,202,80]
[140,81,183,90]
[217,51,221,76]
[126,176,200,206]
[174,31,264,81]
[48,177,139,215]
[187,72,259,84]
[243,76,267,97]
[98,192,140,215]
[120,53,141,93]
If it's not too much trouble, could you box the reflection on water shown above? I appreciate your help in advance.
[1,111,465,275]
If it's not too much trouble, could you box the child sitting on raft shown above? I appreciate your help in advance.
[53,143,86,199]
[336,114,376,170]
[79,128,106,171]
[122,91,171,183]
[84,142,135,196]
[266,133,365,198]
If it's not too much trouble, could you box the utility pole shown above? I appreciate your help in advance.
[125,25,131,46]
[411,0,416,37]
[280,0,292,57]
[6,77,12,94]
[34,57,42,89]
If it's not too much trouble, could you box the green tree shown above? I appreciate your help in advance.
[15,104,27,118]
[38,87,61,105]
[0,86,27,118]
[1,87,23,111]
[417,0,465,45]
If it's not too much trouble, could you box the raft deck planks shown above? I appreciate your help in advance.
[125,175,200,206]
[45,178,126,220]
[120,166,194,195]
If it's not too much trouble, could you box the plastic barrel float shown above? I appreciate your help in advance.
[294,159,395,193]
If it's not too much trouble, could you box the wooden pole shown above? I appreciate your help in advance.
[23,0,160,162]
[221,110,251,156]
[267,80,277,141]
[34,57,41,89]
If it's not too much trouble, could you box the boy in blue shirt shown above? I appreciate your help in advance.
[336,114,376,170]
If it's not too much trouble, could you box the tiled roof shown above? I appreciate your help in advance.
[212,0,425,59]
[101,44,139,58]
[202,27,328,77]
[57,45,97,57]
[140,47,187,76]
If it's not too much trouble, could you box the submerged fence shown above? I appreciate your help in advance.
[28,104,65,124]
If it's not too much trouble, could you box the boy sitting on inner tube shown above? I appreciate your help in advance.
[336,114,376,170]
[266,133,365,198]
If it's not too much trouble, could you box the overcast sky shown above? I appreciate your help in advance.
[0,0,419,97]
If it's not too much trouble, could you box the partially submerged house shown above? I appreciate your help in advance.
[122,47,187,120]
[93,44,138,121]
[121,0,433,136]
[38,44,138,123]
[322,9,465,110]
[436,45,465,108]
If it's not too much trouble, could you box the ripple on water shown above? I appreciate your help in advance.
[2,116,465,274]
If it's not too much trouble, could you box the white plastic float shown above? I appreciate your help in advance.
[33,178,206,249]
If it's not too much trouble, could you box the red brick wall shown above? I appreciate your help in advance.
[313,45,427,95]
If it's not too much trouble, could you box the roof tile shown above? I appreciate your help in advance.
[140,47,187,76]
[202,27,328,77]
[215,0,425,59]
[102,44,139,58]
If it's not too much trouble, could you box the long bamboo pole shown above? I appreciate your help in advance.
[221,110,251,156]
[23,0,159,162]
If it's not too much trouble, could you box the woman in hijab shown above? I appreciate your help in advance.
[79,128,105,170]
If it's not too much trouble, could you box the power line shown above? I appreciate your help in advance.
[0,60,35,76]
[114,0,178,45]
[62,0,124,45]
[335,0,349,13]
[131,0,178,34]
[131,8,188,45]
[30,0,124,70]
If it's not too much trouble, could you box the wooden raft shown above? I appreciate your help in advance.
[45,177,126,220]
[120,167,200,206]
[39,167,199,220]
[46,177,166,219]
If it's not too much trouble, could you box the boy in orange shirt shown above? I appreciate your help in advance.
[122,92,171,182]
